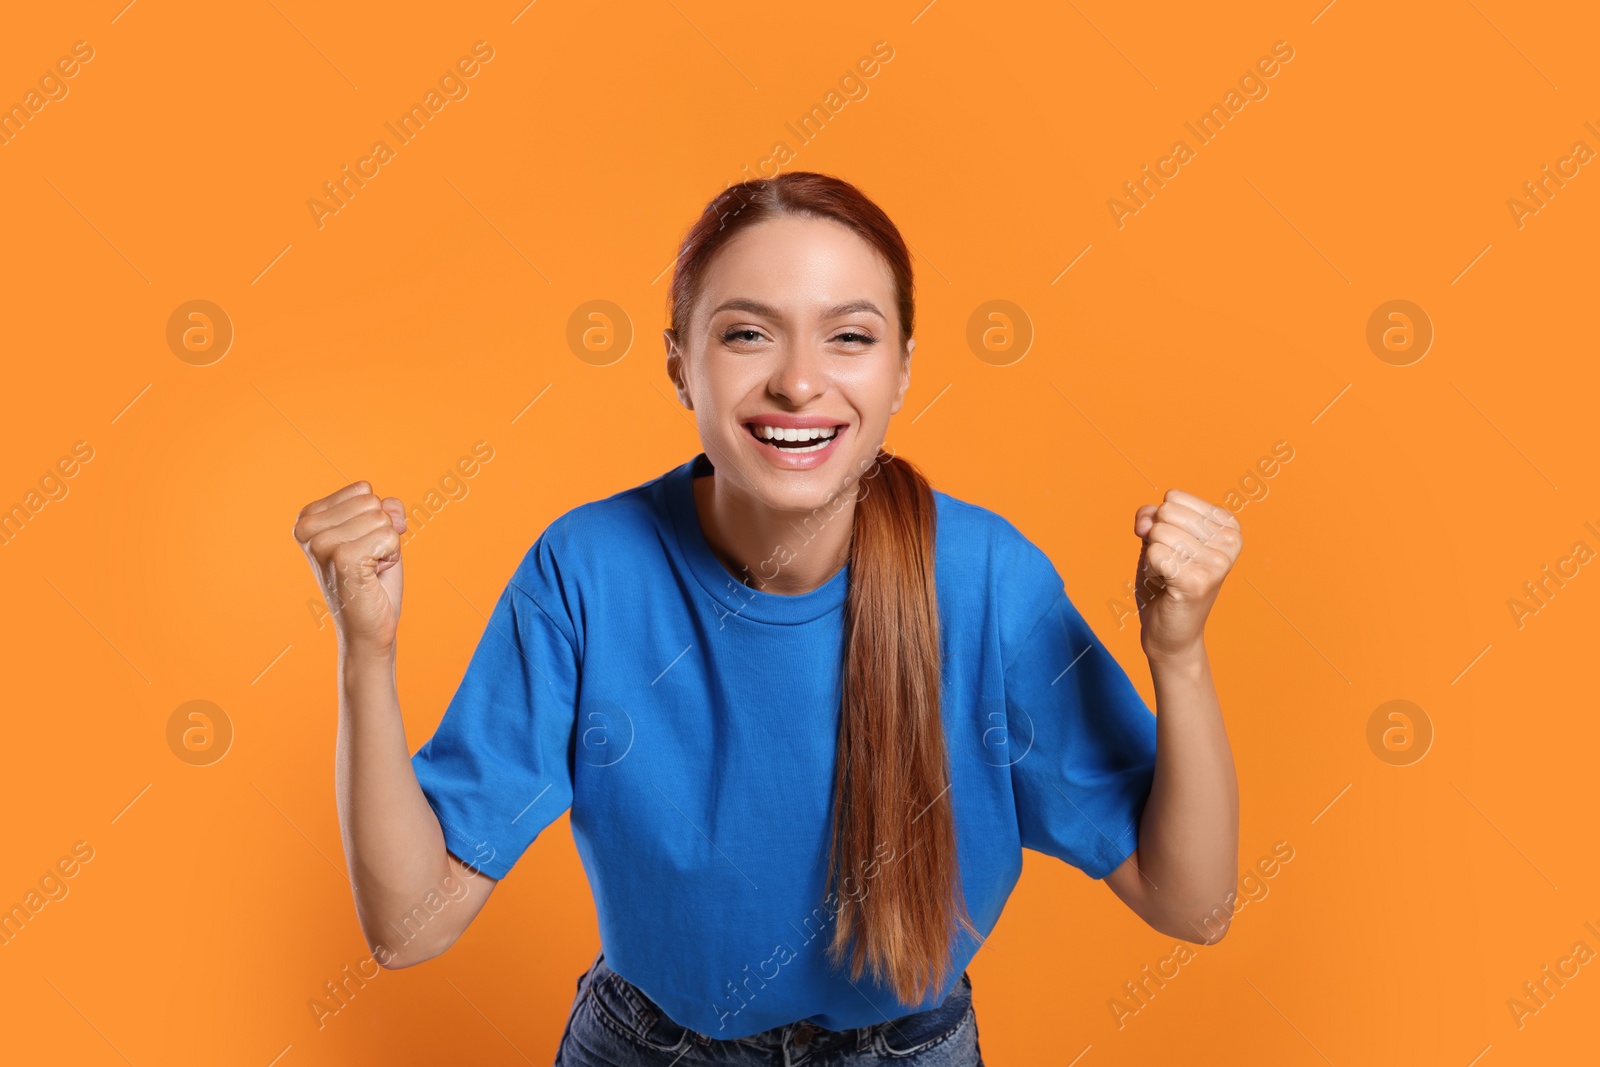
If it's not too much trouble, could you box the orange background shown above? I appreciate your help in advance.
[2,1,1597,1064]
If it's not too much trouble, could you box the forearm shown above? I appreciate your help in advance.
[1135,641,1239,941]
[335,646,459,963]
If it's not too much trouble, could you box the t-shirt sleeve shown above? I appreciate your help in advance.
[409,539,580,880]
[1002,571,1158,881]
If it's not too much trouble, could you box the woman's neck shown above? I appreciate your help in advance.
[692,472,855,596]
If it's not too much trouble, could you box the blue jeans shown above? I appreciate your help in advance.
[554,950,984,1065]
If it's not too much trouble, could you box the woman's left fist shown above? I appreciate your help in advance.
[1132,489,1243,661]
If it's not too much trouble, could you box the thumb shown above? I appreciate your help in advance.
[1135,536,1166,601]
[373,498,406,577]
[379,497,408,532]
[1133,503,1157,540]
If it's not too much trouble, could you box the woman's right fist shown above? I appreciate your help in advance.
[293,481,407,656]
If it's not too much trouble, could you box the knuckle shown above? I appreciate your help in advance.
[1156,502,1189,526]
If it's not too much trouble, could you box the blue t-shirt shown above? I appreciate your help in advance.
[410,451,1157,1038]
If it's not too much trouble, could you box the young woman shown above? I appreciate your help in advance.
[294,172,1241,1066]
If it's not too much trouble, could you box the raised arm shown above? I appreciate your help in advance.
[294,481,496,968]
[1102,489,1242,944]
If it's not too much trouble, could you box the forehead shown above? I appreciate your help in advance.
[696,214,896,312]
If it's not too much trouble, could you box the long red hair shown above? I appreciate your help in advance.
[667,172,979,1007]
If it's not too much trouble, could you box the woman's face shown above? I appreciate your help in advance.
[665,213,914,514]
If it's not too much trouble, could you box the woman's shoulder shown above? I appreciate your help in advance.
[931,488,1060,579]
[506,466,677,601]
[544,474,668,549]
[931,487,1066,631]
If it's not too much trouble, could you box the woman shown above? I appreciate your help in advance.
[294,172,1242,1065]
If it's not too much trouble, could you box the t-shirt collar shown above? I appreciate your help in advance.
[665,452,850,625]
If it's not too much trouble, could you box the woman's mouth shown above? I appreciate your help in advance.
[744,422,846,454]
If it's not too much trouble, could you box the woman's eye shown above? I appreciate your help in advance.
[719,328,877,346]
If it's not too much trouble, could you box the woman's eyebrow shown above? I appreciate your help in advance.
[710,298,887,321]
[824,300,886,320]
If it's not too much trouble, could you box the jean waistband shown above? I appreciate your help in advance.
[584,949,971,1053]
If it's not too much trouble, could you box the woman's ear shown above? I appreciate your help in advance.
[664,329,693,410]
[889,337,914,415]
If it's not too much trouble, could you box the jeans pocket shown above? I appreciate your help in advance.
[872,972,975,1058]
[587,967,695,1055]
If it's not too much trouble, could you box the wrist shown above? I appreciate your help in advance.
[340,637,397,671]
[1143,637,1207,673]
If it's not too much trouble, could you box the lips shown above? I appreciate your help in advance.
[740,417,850,467]
[744,421,843,452]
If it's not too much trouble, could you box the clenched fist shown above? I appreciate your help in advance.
[1132,489,1243,662]
[293,481,407,657]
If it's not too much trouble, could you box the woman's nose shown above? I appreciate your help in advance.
[769,345,827,404]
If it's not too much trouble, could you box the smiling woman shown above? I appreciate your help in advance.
[297,170,1242,1067]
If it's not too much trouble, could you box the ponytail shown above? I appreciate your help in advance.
[825,449,980,1006]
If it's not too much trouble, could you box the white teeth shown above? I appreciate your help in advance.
[753,424,838,442]
[747,423,841,453]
